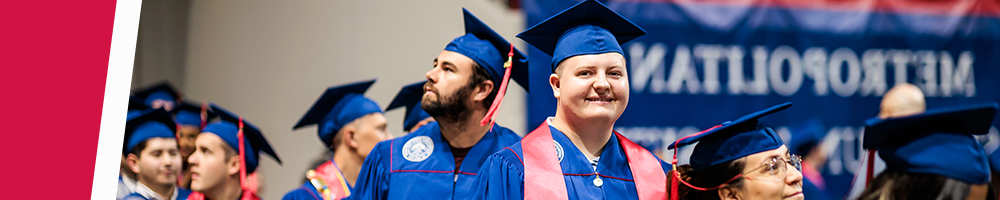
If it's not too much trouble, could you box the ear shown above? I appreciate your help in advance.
[473,80,495,103]
[126,153,141,174]
[343,125,359,150]
[718,186,741,200]
[227,154,241,176]
[549,73,560,99]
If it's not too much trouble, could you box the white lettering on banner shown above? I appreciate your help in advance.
[769,46,803,96]
[828,48,862,97]
[803,48,829,96]
[726,46,747,95]
[629,42,668,94]
[749,46,771,95]
[627,42,977,98]
[695,45,723,95]
[667,44,701,94]
[860,49,887,97]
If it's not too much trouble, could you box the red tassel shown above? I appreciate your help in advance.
[866,150,875,184]
[480,45,515,132]
[670,124,735,199]
[238,117,248,191]
[200,103,209,129]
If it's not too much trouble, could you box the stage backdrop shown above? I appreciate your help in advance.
[523,0,1000,198]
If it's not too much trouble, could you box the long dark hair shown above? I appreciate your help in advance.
[859,169,974,200]
[667,158,746,200]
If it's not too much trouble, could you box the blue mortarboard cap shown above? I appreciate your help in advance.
[517,0,646,71]
[669,102,792,170]
[443,9,529,92]
[387,81,433,132]
[172,100,218,127]
[202,104,281,173]
[124,108,177,154]
[129,95,150,112]
[127,95,151,120]
[294,80,383,148]
[788,118,826,156]
[133,82,182,106]
[863,102,998,184]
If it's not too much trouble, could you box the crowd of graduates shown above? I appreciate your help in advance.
[119,1,1000,199]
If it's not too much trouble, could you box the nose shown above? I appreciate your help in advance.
[162,154,176,167]
[425,68,438,84]
[188,152,199,165]
[593,73,610,93]
[785,161,803,185]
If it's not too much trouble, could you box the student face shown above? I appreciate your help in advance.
[726,146,804,200]
[423,50,492,119]
[150,99,175,111]
[349,113,392,158]
[129,138,182,186]
[187,133,238,192]
[177,125,200,159]
[551,53,629,124]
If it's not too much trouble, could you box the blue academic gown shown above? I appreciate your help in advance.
[473,124,672,200]
[122,187,193,200]
[282,178,354,200]
[282,162,354,200]
[347,121,521,200]
[802,177,830,200]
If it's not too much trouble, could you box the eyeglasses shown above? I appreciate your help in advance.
[746,154,802,180]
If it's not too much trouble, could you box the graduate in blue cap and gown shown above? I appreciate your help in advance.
[122,96,155,200]
[173,101,218,189]
[666,102,804,200]
[282,80,393,200]
[386,81,435,133]
[858,103,999,200]
[134,82,182,112]
[186,104,281,200]
[473,1,669,199]
[348,9,527,200]
[122,109,193,200]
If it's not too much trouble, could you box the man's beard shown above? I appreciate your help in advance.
[422,81,475,124]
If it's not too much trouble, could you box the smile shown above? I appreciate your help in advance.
[585,98,614,102]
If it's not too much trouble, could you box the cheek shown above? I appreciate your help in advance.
[563,79,592,98]
[613,80,628,98]
[140,158,159,169]
[746,181,784,198]
[204,156,224,171]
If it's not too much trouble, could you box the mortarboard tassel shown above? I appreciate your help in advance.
[670,124,745,200]
[237,117,257,200]
[238,117,247,191]
[480,45,515,132]
[866,150,875,184]
[200,103,209,129]
[175,122,183,184]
